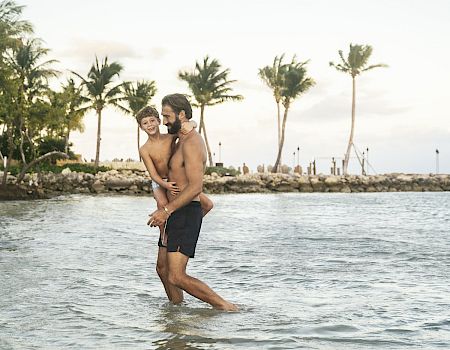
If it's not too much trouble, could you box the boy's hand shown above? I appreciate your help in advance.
[180,120,197,135]
[164,181,180,196]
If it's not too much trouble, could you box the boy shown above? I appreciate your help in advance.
[137,106,213,244]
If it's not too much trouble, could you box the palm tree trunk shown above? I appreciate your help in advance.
[272,103,290,172]
[94,108,102,168]
[64,129,70,154]
[277,100,282,170]
[277,100,281,147]
[343,77,356,175]
[200,105,214,166]
[18,117,27,165]
[16,151,69,184]
[137,126,141,161]
[2,151,12,188]
[199,105,205,136]
[2,126,15,188]
[24,128,36,160]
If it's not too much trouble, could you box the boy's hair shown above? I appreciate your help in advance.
[161,93,192,120]
[135,106,160,125]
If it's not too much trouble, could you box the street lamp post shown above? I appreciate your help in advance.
[436,149,440,174]
[362,151,366,175]
[366,147,369,175]
[293,151,296,172]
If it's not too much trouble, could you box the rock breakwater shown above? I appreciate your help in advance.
[1,169,449,199]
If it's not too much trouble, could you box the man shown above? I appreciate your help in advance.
[149,93,237,311]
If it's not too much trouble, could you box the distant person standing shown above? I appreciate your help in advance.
[242,163,249,175]
[149,93,237,311]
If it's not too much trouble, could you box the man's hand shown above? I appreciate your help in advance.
[163,181,180,196]
[148,208,170,227]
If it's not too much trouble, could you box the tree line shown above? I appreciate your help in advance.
[0,0,387,188]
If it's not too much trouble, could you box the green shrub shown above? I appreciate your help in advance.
[205,166,240,177]
[0,162,110,175]
[0,164,21,176]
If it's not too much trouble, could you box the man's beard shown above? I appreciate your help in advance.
[167,116,182,134]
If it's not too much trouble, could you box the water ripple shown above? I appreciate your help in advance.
[1,192,450,349]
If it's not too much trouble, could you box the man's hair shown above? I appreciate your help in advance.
[135,106,160,125]
[162,93,192,120]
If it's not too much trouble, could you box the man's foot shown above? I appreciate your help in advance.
[217,302,239,312]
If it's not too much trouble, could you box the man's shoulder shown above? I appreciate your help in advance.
[182,131,205,153]
[185,130,204,144]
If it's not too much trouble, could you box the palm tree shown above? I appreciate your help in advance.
[272,57,315,172]
[0,1,32,52]
[72,56,124,168]
[0,0,32,187]
[330,44,387,175]
[60,79,88,153]
[121,80,157,159]
[7,38,58,163]
[178,56,243,166]
[258,54,285,153]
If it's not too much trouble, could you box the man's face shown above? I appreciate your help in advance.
[140,116,160,136]
[162,105,181,134]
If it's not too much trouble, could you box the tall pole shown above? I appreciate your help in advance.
[436,149,439,174]
[366,147,369,175]
[293,152,296,172]
[362,151,365,175]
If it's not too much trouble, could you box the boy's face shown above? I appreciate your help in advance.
[140,116,160,136]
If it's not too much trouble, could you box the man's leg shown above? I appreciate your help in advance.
[156,247,183,303]
[167,251,238,311]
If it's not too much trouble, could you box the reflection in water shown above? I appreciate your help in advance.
[152,304,220,350]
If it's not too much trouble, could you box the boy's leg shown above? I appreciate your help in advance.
[153,186,169,245]
[198,193,214,217]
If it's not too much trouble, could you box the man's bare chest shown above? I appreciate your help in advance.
[169,144,185,170]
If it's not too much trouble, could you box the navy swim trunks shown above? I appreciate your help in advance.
[158,201,203,258]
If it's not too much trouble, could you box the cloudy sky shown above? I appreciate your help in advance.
[20,0,450,174]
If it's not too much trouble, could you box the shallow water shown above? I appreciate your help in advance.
[1,192,450,349]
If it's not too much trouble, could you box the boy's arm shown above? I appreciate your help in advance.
[180,120,197,135]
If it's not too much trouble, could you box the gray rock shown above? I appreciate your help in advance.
[92,180,105,193]
[105,178,134,190]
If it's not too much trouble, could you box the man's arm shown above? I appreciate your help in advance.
[139,147,178,194]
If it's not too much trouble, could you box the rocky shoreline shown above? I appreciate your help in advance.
[1,169,449,200]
